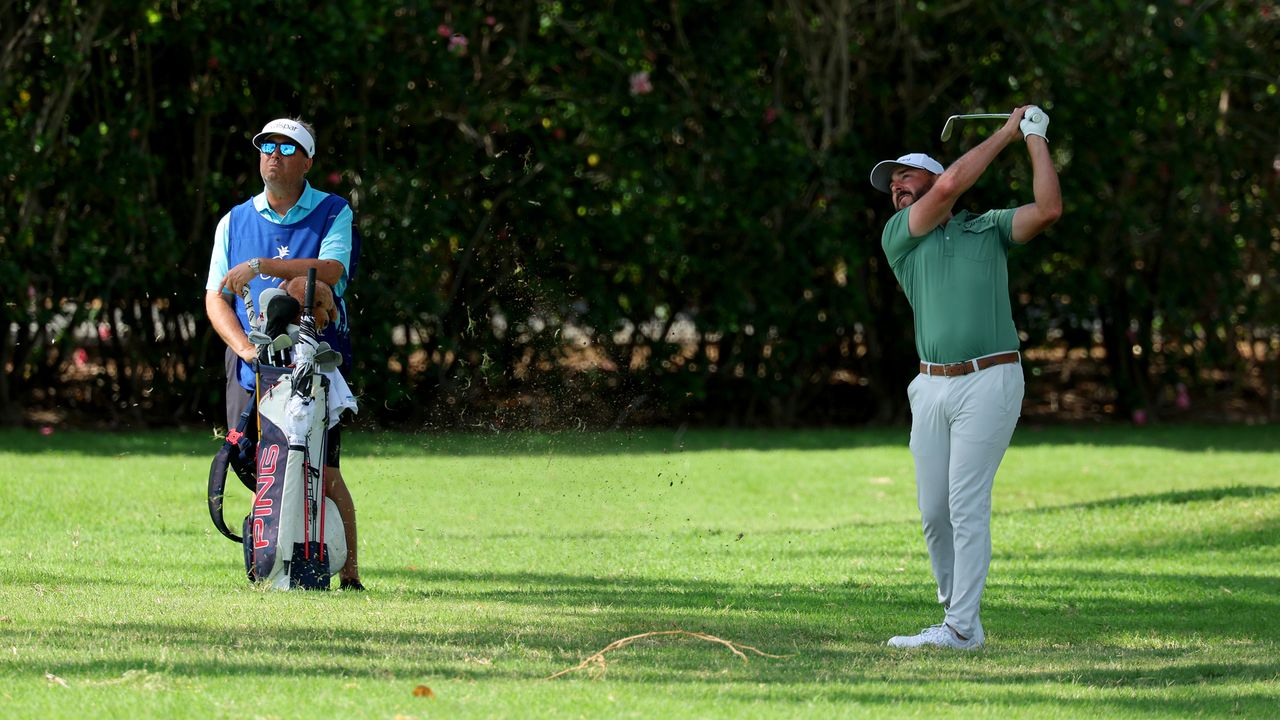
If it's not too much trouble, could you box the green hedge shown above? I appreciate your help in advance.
[1,0,1276,428]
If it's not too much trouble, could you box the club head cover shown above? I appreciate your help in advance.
[255,287,287,326]
[263,291,301,340]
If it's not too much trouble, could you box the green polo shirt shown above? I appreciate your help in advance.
[881,207,1020,364]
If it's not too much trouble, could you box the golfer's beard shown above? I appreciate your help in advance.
[894,182,933,209]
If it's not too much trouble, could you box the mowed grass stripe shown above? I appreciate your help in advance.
[0,426,1276,719]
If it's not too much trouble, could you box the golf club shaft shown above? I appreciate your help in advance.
[941,108,1043,141]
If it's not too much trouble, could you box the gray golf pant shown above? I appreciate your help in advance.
[907,361,1024,639]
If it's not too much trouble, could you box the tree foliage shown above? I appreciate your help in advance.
[1,0,1276,428]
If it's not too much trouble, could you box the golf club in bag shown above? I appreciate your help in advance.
[208,268,346,590]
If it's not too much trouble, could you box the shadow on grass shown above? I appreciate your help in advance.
[1041,484,1280,511]
[7,562,1277,691]
[1012,423,1280,453]
[3,424,1279,458]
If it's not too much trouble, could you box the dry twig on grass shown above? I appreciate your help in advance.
[546,629,787,680]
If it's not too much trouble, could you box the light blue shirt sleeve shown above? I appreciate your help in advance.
[318,204,353,296]
[206,212,232,293]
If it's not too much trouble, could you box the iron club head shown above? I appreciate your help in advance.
[940,115,959,142]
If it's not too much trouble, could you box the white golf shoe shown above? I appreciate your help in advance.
[887,623,984,650]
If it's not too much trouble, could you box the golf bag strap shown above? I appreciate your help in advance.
[208,446,243,543]
[207,402,257,543]
[227,401,258,492]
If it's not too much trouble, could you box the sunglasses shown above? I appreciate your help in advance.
[259,142,303,157]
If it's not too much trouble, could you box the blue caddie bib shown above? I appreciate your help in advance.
[227,195,353,390]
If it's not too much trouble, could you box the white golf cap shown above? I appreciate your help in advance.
[869,152,944,193]
[252,118,316,157]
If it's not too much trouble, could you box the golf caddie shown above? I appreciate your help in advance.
[870,105,1061,648]
[205,116,364,591]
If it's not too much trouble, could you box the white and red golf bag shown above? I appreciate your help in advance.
[208,270,347,590]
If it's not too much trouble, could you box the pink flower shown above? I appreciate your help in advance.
[485,15,497,26]
[629,71,653,96]
[437,24,452,37]
[74,348,88,366]
[328,171,341,185]
[449,34,469,54]
[97,323,111,341]
[1131,409,1148,426]
[41,426,54,436]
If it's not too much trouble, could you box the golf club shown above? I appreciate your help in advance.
[941,108,1044,141]
[270,333,294,365]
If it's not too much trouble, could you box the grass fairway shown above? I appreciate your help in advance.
[1,424,1277,719]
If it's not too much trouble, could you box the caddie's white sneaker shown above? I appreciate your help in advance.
[887,623,983,650]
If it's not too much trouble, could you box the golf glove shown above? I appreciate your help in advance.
[1020,106,1049,141]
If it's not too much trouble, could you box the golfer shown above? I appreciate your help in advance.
[205,117,364,591]
[870,105,1061,648]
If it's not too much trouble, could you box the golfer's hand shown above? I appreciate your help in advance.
[1002,106,1029,142]
[220,261,258,297]
[1020,105,1050,142]
[284,276,339,332]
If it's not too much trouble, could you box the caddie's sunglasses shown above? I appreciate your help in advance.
[259,142,301,157]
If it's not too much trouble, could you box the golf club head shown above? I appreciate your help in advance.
[941,115,959,142]
[314,346,342,372]
[265,331,294,366]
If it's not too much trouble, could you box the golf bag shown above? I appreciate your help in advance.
[208,270,346,590]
